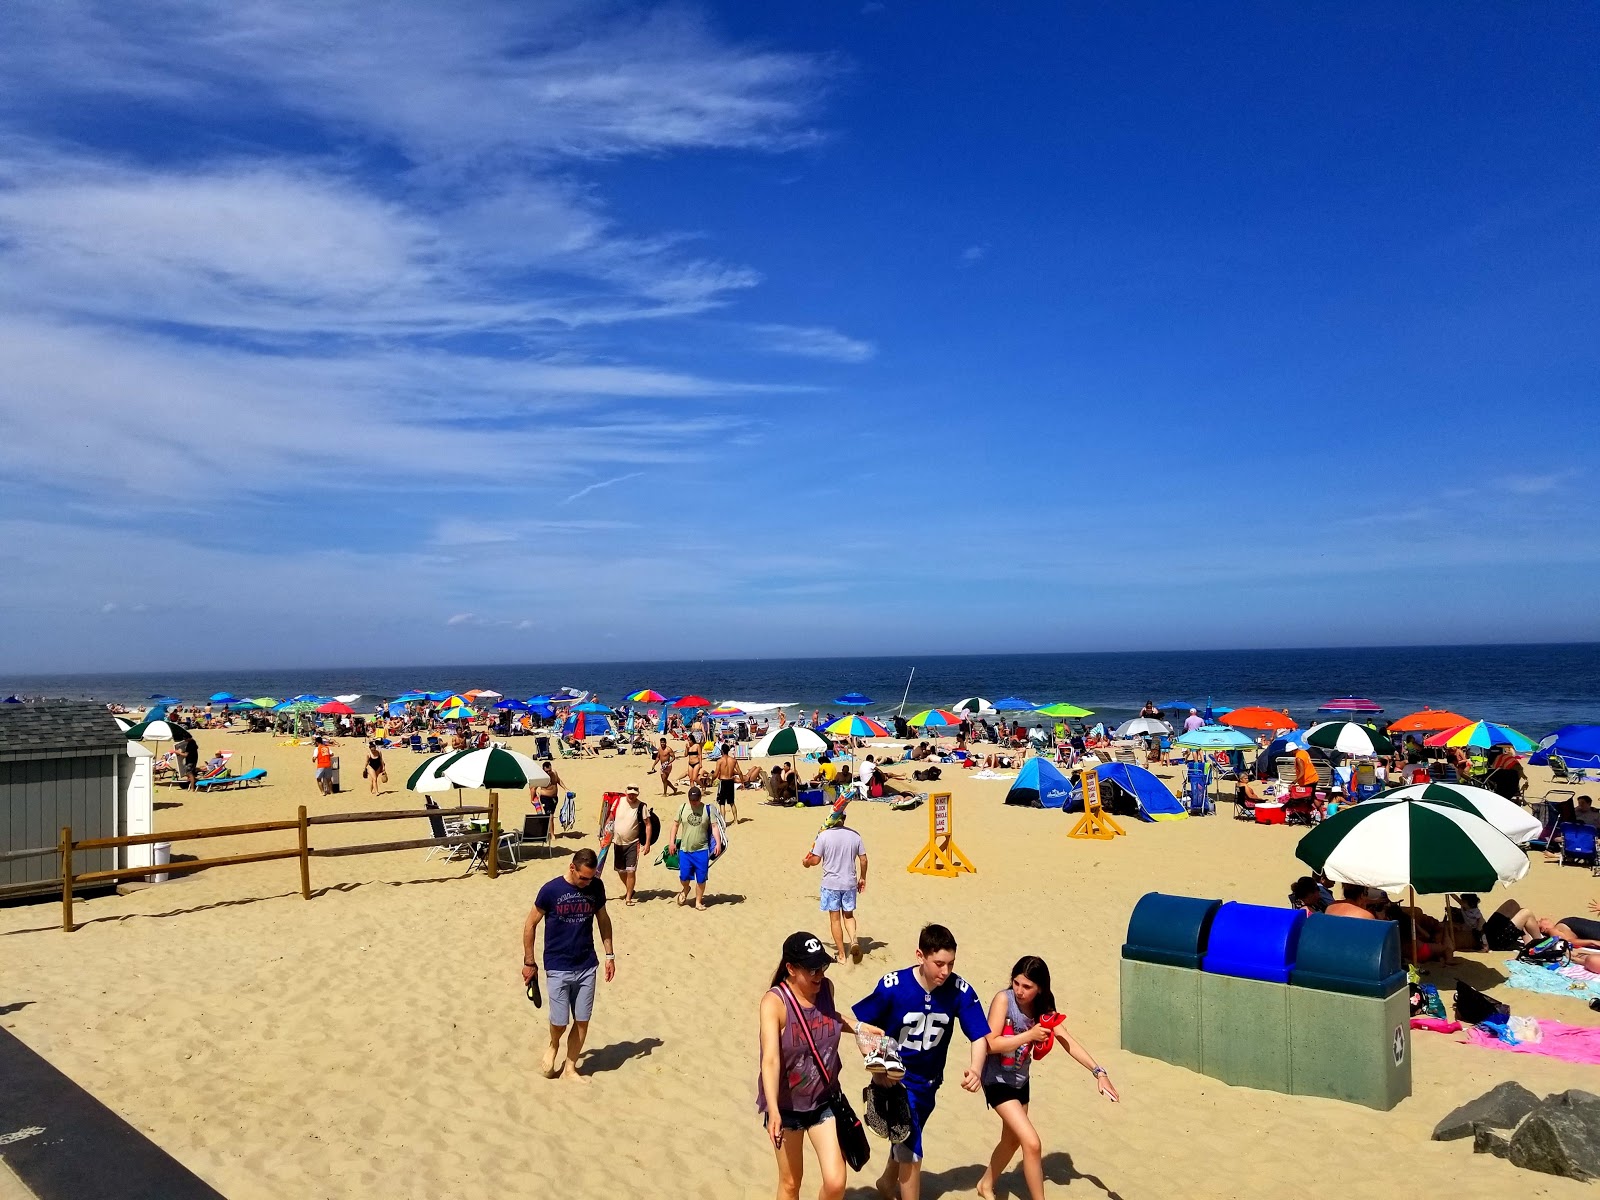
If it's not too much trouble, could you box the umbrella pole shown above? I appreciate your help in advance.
[898,668,915,717]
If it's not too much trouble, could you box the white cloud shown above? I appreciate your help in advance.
[960,243,988,265]
[562,472,645,505]
[754,323,875,362]
[1496,470,1577,495]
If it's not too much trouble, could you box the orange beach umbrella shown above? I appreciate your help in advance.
[1221,706,1296,732]
[1388,708,1470,734]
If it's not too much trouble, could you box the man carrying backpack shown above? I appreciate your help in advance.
[612,784,655,906]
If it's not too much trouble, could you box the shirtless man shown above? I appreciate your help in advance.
[714,738,741,824]
[654,738,681,796]
[1325,884,1378,919]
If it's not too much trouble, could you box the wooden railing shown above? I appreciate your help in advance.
[11,796,506,931]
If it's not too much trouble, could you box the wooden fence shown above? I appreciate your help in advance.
[2,797,506,931]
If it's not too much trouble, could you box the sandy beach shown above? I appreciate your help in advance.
[1,732,1595,1199]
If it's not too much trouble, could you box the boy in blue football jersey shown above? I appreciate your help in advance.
[853,923,990,1200]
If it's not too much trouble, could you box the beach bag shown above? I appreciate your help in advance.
[780,984,870,1172]
[1517,935,1571,966]
[1453,981,1510,1026]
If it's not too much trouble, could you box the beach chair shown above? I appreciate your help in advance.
[1355,762,1380,800]
[425,735,443,754]
[1529,792,1572,850]
[534,735,552,759]
[1233,780,1260,822]
[423,798,474,864]
[1185,761,1214,816]
[1313,760,1333,789]
[1550,755,1573,783]
[1560,822,1597,868]
[521,810,555,858]
[1114,747,1139,766]
[1275,758,1298,787]
[193,768,268,790]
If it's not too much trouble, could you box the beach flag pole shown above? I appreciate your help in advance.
[897,668,915,716]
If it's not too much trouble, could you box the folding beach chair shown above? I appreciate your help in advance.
[1529,792,1573,850]
[423,797,474,864]
[1560,822,1597,868]
[1185,761,1214,816]
[1275,758,1298,787]
[522,810,554,858]
[1355,763,1381,800]
[1114,747,1139,766]
[1550,755,1573,783]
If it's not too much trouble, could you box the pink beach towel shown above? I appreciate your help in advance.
[1467,1019,1600,1065]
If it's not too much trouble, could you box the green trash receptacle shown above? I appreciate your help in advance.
[1289,914,1411,1110]
[1198,903,1304,1092]
[1119,893,1221,1072]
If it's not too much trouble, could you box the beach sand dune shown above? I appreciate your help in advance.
[1,734,1594,1198]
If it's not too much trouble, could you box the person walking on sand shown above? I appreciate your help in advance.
[655,737,681,796]
[311,736,334,796]
[532,757,563,814]
[974,956,1118,1200]
[521,848,615,1081]
[612,784,653,906]
[670,786,723,910]
[852,924,991,1200]
[803,810,867,964]
[759,932,885,1200]
[364,739,386,795]
[716,739,742,824]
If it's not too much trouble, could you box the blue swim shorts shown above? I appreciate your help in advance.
[679,846,710,885]
[820,887,858,913]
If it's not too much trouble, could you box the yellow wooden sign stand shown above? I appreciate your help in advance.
[1068,766,1126,841]
[908,792,975,877]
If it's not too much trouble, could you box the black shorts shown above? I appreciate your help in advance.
[718,779,736,804]
[763,1104,835,1131]
[613,842,639,872]
[983,1081,1030,1110]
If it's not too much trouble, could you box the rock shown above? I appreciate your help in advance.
[1508,1102,1600,1181]
[1472,1127,1511,1158]
[1432,1081,1542,1142]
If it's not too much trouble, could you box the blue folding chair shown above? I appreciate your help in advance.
[1185,761,1214,816]
[1561,822,1597,868]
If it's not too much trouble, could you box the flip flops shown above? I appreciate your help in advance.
[1033,1011,1067,1057]
[526,974,542,1008]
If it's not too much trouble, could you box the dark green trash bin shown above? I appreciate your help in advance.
[1288,914,1411,1110]
[1119,893,1220,1072]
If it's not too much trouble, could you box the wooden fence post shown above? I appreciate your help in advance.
[297,806,311,900]
[60,826,74,933]
[486,792,499,879]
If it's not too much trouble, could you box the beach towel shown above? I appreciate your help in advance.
[969,770,1015,781]
[1502,959,1600,1003]
[1466,1019,1600,1064]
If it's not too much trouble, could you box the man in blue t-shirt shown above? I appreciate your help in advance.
[522,848,615,1080]
[853,923,990,1200]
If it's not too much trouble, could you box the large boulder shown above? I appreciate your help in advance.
[1507,1090,1600,1181]
[1432,1081,1541,1142]
[1472,1126,1511,1158]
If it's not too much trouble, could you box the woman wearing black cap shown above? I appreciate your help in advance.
[758,931,883,1200]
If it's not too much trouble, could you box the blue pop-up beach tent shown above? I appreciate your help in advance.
[1064,762,1187,822]
[1004,758,1075,808]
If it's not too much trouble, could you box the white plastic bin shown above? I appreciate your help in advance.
[150,841,171,884]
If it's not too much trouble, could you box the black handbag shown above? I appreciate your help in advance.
[780,984,871,1172]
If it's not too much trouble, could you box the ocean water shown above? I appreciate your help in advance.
[4,644,1599,737]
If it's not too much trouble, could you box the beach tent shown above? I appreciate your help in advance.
[562,711,611,738]
[1065,762,1187,822]
[1004,758,1076,808]
[1531,724,1600,770]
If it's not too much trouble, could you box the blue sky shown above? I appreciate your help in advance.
[1,1,1597,672]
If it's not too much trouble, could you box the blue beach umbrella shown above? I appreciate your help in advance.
[1531,725,1600,770]
[834,692,874,706]
[209,692,240,704]
[393,691,429,703]
[569,701,612,713]
[148,694,180,705]
[494,698,532,711]
[993,697,1038,711]
[1174,724,1257,750]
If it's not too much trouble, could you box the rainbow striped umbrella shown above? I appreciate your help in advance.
[435,702,476,720]
[824,715,890,739]
[627,689,666,703]
[907,708,961,728]
[1424,720,1535,753]
[707,705,745,717]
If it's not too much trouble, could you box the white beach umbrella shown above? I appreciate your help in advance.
[1370,781,1543,845]
[1114,717,1172,737]
[406,750,467,794]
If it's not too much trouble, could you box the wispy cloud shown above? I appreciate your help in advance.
[563,472,645,504]
[960,243,989,266]
[1496,470,1578,495]
[753,323,875,362]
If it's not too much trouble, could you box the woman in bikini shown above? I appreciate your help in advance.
[976,956,1118,1200]
[684,736,705,789]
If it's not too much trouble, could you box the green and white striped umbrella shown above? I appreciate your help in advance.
[951,697,995,714]
[1369,781,1542,845]
[123,714,188,743]
[439,746,549,790]
[1296,798,1529,893]
[753,726,829,757]
[406,750,468,794]
[1304,720,1392,756]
